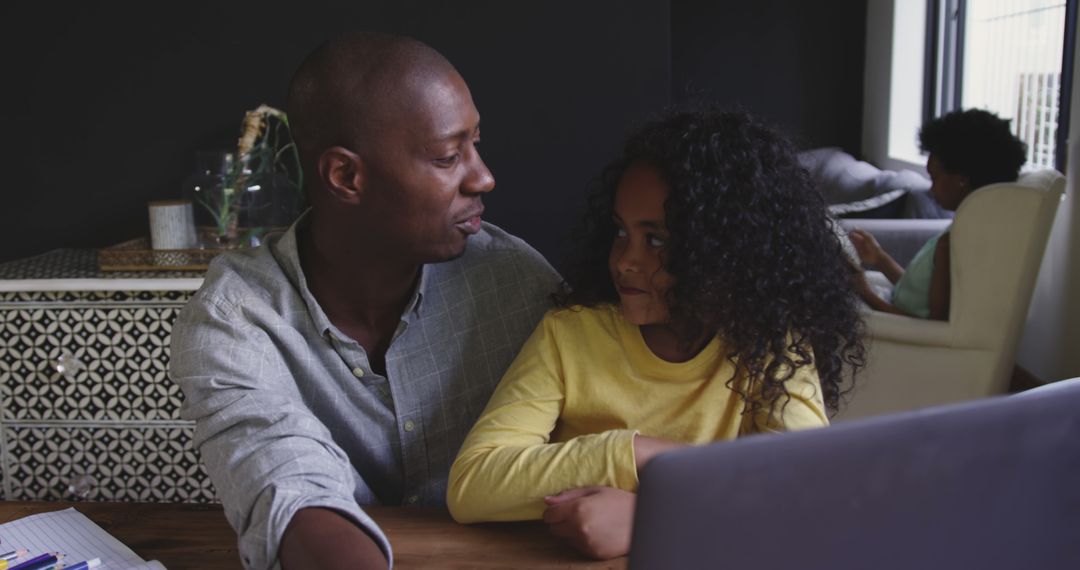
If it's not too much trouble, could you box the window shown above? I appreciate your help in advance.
[926,0,1074,170]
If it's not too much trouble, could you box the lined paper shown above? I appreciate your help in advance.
[0,508,165,570]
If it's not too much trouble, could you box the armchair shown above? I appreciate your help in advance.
[836,169,1066,421]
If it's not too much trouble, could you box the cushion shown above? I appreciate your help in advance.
[798,148,947,219]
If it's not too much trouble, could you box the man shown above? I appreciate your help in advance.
[170,32,561,570]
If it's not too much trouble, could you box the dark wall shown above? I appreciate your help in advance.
[671,0,867,151]
[0,1,671,267]
[1,1,868,268]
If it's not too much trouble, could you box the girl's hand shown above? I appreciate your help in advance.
[543,486,635,560]
[847,228,886,267]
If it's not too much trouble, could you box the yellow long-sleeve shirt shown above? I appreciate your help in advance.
[447,304,829,523]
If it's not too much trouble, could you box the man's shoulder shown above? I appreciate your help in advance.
[188,242,288,317]
[452,222,560,282]
[467,222,545,259]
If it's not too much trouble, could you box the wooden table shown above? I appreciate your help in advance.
[0,502,627,569]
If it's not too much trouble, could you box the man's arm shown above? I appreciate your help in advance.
[279,508,387,570]
[171,295,391,570]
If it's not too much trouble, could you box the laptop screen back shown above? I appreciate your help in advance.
[629,381,1080,570]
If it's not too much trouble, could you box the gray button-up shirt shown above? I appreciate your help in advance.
[170,218,560,569]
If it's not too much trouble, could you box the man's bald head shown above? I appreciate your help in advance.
[287,32,460,179]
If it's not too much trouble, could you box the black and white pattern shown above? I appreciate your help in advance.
[0,302,186,421]
[0,268,217,502]
[0,249,204,280]
[3,426,215,502]
[0,250,102,280]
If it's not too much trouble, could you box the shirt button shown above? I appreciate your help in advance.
[351,367,365,378]
[407,495,419,505]
[404,420,415,432]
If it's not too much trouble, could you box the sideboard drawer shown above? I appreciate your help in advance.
[0,287,216,503]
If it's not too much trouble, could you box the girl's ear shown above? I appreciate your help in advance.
[956,173,974,197]
[317,146,365,206]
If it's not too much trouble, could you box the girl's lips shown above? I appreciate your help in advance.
[617,285,647,296]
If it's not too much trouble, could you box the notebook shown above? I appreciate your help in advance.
[629,379,1080,570]
[0,508,165,570]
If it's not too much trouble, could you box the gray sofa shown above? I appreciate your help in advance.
[799,147,952,266]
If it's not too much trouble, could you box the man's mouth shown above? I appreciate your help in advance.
[617,285,647,296]
[454,208,484,235]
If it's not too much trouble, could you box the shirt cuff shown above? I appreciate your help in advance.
[246,487,394,570]
[612,429,641,492]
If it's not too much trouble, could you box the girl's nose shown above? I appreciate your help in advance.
[616,245,641,274]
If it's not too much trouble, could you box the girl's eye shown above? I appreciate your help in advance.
[434,154,460,167]
[647,235,667,247]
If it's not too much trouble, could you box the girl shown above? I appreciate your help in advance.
[850,108,1028,319]
[447,109,866,559]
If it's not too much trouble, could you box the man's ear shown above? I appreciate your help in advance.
[317,146,365,206]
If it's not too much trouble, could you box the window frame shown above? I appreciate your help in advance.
[922,0,1077,172]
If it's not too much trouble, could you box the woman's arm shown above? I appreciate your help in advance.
[927,233,951,321]
[848,228,905,284]
[850,271,921,317]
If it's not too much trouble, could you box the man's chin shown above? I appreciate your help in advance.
[424,239,469,264]
[436,247,468,263]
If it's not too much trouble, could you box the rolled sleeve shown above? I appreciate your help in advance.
[171,296,391,569]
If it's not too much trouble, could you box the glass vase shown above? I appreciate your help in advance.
[182,150,301,248]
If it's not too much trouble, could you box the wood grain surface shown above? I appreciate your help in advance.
[0,502,627,569]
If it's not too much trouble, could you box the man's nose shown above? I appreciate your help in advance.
[463,152,495,195]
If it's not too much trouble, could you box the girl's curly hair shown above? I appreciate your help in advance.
[558,108,865,417]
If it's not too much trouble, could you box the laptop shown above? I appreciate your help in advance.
[629,379,1080,570]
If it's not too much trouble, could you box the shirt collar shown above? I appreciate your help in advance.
[270,210,428,342]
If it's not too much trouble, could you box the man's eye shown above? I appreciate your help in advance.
[434,154,460,167]
[615,228,628,238]
[647,235,667,247]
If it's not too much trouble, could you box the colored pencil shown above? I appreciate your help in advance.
[61,559,99,570]
[1,551,28,563]
[9,553,61,570]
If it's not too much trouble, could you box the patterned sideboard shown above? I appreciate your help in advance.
[0,250,215,502]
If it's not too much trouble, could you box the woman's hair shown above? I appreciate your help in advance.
[918,108,1028,189]
[558,108,865,417]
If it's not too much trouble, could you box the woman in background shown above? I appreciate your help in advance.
[850,109,1028,319]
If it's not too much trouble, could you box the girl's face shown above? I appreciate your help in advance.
[927,154,970,211]
[609,162,676,326]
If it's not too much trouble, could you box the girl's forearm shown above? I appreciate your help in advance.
[878,255,905,284]
[857,284,916,317]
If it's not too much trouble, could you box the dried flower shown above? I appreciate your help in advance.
[237,104,287,157]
